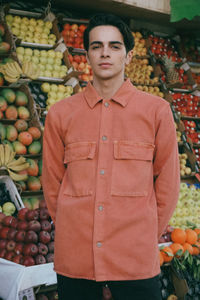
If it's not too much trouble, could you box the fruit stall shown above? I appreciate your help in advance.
[0,0,200,299]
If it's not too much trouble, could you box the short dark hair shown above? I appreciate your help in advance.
[83,13,134,53]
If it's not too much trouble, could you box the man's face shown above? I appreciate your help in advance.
[87,25,132,81]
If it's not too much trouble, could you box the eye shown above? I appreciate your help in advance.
[111,45,120,49]
[91,45,100,49]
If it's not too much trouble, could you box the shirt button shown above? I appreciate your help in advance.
[97,242,102,248]
[102,135,107,141]
[98,205,103,211]
[104,102,109,107]
[100,169,105,175]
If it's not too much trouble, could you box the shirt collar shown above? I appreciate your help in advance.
[83,78,136,109]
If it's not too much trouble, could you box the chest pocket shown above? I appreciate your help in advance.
[111,141,154,197]
[64,142,96,196]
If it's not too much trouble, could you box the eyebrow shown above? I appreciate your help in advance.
[89,41,123,46]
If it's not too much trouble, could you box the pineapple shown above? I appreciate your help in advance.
[161,55,180,84]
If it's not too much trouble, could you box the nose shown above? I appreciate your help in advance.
[101,45,110,57]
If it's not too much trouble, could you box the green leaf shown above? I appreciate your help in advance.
[175,249,183,256]
[186,220,197,229]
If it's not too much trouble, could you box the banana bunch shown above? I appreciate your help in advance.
[0,61,23,83]
[0,144,29,181]
[22,61,40,80]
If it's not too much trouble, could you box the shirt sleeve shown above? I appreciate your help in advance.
[153,103,180,238]
[42,108,65,224]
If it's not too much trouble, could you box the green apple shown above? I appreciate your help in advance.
[33,50,40,57]
[40,39,48,45]
[50,84,58,92]
[20,24,28,32]
[29,18,37,27]
[11,27,20,36]
[41,32,48,39]
[33,37,40,44]
[41,82,51,93]
[48,91,57,99]
[6,14,13,23]
[40,65,45,71]
[58,84,66,92]
[44,21,53,29]
[34,32,41,39]
[24,48,33,56]
[40,57,47,65]
[26,31,33,38]
[65,86,73,94]
[46,64,53,71]
[47,98,56,106]
[49,34,56,41]
[16,47,25,55]
[60,65,68,72]
[43,27,50,35]
[40,70,45,77]
[28,25,35,33]
[52,71,60,78]
[47,57,54,65]
[35,26,43,33]
[40,50,47,57]
[19,31,26,39]
[57,92,64,100]
[47,50,56,58]
[54,58,62,66]
[13,16,21,23]
[32,56,39,64]
[53,65,60,71]
[21,17,29,25]
[37,19,44,27]
[59,71,66,78]
[48,39,55,45]
[44,70,52,77]
[55,51,63,59]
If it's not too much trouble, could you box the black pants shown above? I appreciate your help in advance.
[57,274,162,300]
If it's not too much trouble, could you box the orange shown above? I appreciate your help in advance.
[185,229,198,245]
[182,243,193,255]
[18,131,33,146]
[171,228,186,245]
[169,243,184,258]
[160,246,174,263]
[159,251,164,266]
[194,228,200,241]
[192,242,200,256]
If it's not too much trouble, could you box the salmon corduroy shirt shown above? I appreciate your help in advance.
[42,79,180,281]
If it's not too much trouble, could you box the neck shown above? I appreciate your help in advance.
[92,75,124,99]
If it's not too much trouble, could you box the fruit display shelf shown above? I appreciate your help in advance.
[5,8,60,49]
[170,91,200,118]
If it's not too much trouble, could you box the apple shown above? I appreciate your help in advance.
[7,228,17,240]
[11,27,20,36]
[53,65,60,72]
[48,39,55,46]
[0,249,6,258]
[4,251,15,261]
[40,57,47,65]
[28,220,41,232]
[55,51,63,59]
[50,84,58,92]
[52,71,59,78]
[33,49,40,57]
[21,17,29,25]
[46,253,54,263]
[23,243,38,256]
[15,230,26,242]
[0,227,10,239]
[40,65,45,71]
[31,56,39,64]
[26,209,39,221]
[12,254,23,264]
[38,243,48,255]
[0,239,7,249]
[41,33,48,39]
[60,71,67,78]
[26,31,33,38]
[44,70,52,77]
[37,19,44,27]
[48,92,57,99]
[46,64,53,72]
[41,82,51,93]
[14,243,24,255]
[6,14,13,23]
[41,220,51,232]
[40,50,47,57]
[16,47,25,55]
[6,240,16,251]
[23,256,35,266]
[40,39,48,45]
[35,26,43,33]
[0,212,6,223]
[39,231,51,244]
[54,58,62,66]
[47,57,54,65]
[60,65,68,72]
[44,21,53,29]
[43,27,50,35]
[47,241,54,253]
[29,18,37,27]
[17,208,29,221]
[25,230,38,243]
[57,92,64,100]
[17,221,28,231]
[3,216,14,227]
[35,254,46,265]
[48,50,56,58]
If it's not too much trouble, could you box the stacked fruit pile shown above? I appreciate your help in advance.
[5,15,56,45]
[68,53,93,82]
[175,123,182,143]
[22,196,42,210]
[0,24,10,55]
[0,182,16,216]
[170,92,200,117]
[169,183,200,229]
[132,32,147,56]
[125,57,159,85]
[61,23,87,49]
[149,34,181,62]
[179,153,192,177]
[183,120,200,145]
[135,85,163,97]
[40,82,73,110]
[0,205,54,266]
[16,47,68,79]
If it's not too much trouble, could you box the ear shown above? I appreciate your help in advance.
[125,50,133,65]
[86,52,90,65]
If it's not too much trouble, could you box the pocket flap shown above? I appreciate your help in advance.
[114,141,154,161]
[64,142,96,163]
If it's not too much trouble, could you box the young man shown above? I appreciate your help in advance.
[43,13,180,300]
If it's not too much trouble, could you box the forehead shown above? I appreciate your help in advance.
[89,25,124,44]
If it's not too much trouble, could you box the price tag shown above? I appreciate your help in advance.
[67,67,73,74]
[57,37,64,44]
[192,90,200,96]
[18,288,35,300]
[65,77,79,88]
[44,12,56,22]
[192,84,198,90]
[181,63,190,71]
[55,43,67,53]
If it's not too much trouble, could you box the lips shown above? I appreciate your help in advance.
[99,63,112,68]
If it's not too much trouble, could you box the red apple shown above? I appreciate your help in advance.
[47,241,54,253]
[38,243,48,256]
[12,254,23,264]
[0,212,6,223]
[0,248,6,258]
[35,254,46,265]
[0,226,10,239]
[4,250,15,261]
[23,243,38,257]
[7,228,17,240]
[39,231,51,244]
[17,220,28,231]
[6,240,16,251]
[46,253,54,263]
[14,243,24,255]
[26,209,39,221]
[25,230,38,243]
[15,230,26,242]
[28,220,41,232]
[0,239,7,249]
[3,216,17,227]
[17,208,29,221]
[23,256,35,266]
[39,208,50,220]
[41,220,51,232]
